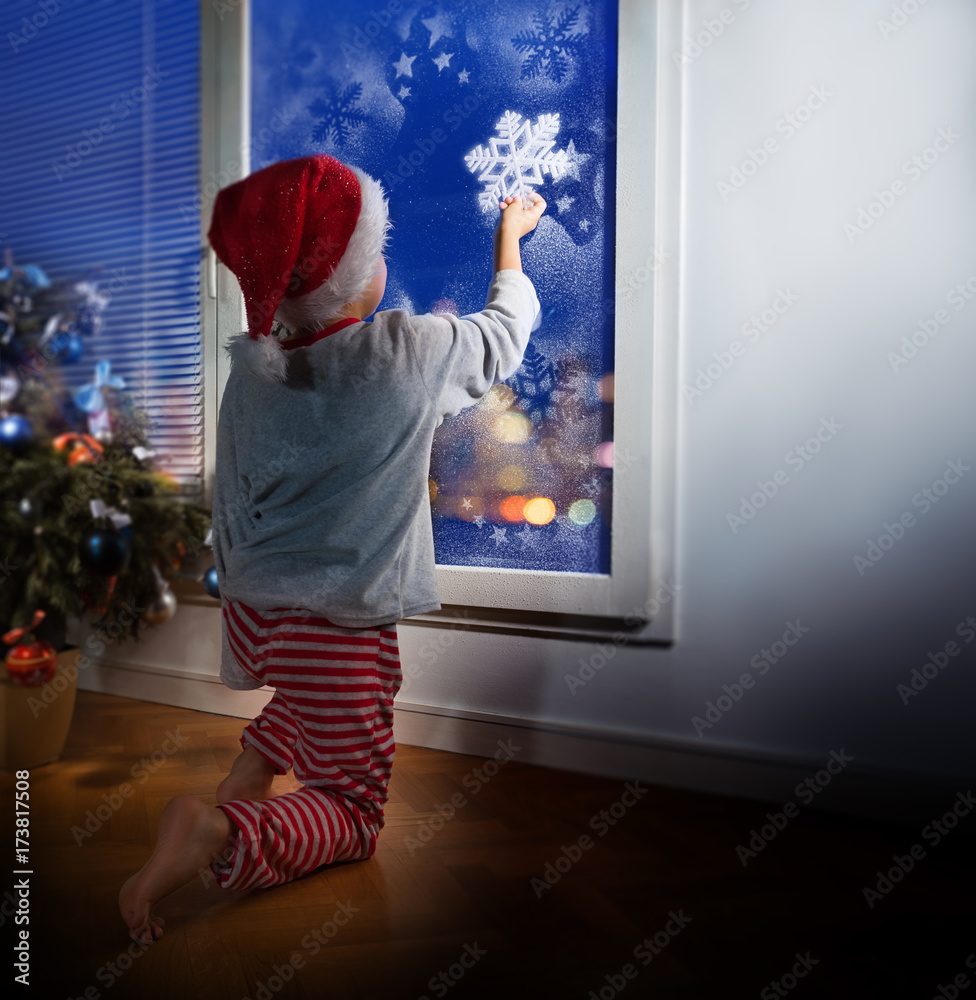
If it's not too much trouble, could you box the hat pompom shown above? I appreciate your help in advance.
[225,330,289,383]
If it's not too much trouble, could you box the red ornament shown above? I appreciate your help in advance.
[2,609,58,686]
[53,432,103,466]
[5,641,58,686]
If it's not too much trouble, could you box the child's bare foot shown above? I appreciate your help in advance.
[119,795,235,945]
[216,744,279,804]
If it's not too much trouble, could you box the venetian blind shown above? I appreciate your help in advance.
[1,0,203,494]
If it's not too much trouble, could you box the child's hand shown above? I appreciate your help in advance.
[497,194,547,239]
[493,194,547,273]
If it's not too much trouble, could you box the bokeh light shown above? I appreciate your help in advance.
[428,477,438,502]
[523,496,556,525]
[593,441,613,468]
[597,373,615,402]
[494,411,532,443]
[481,384,515,411]
[496,464,528,491]
[568,499,597,525]
[500,495,527,522]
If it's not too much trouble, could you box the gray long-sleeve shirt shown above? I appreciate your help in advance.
[211,268,541,627]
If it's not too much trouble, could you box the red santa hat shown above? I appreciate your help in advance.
[208,154,389,381]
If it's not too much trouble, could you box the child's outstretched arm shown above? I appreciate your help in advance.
[407,194,545,421]
[494,194,547,274]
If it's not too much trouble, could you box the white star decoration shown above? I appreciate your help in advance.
[398,85,411,100]
[393,52,416,78]
[517,525,536,547]
[473,515,485,529]
[421,13,452,49]
[491,525,508,545]
[556,194,575,214]
[433,51,454,73]
[458,69,470,84]
[579,218,590,231]
[563,139,591,181]
[461,497,473,510]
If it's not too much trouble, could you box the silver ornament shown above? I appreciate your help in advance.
[142,587,178,626]
[0,371,20,405]
[18,497,33,517]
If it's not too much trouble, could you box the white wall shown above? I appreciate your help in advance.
[395,0,976,788]
[82,0,975,818]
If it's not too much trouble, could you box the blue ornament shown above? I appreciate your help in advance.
[203,566,221,599]
[59,333,85,364]
[79,529,131,576]
[0,414,32,451]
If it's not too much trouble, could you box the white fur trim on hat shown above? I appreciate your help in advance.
[273,166,391,336]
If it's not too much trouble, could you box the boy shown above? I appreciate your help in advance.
[119,154,545,945]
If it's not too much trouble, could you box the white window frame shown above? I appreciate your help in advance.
[200,0,681,642]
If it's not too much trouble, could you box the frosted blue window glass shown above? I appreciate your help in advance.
[0,0,203,492]
[251,0,617,572]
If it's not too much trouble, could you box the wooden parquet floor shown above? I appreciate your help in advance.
[3,690,973,999]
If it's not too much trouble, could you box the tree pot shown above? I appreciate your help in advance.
[1,649,79,771]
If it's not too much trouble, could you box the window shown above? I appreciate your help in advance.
[1,0,204,494]
[206,0,679,638]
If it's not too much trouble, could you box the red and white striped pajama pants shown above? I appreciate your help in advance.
[211,600,401,890]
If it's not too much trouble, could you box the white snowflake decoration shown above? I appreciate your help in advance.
[512,6,586,83]
[308,82,368,147]
[465,110,572,213]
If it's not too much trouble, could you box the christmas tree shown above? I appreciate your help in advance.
[0,258,211,659]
